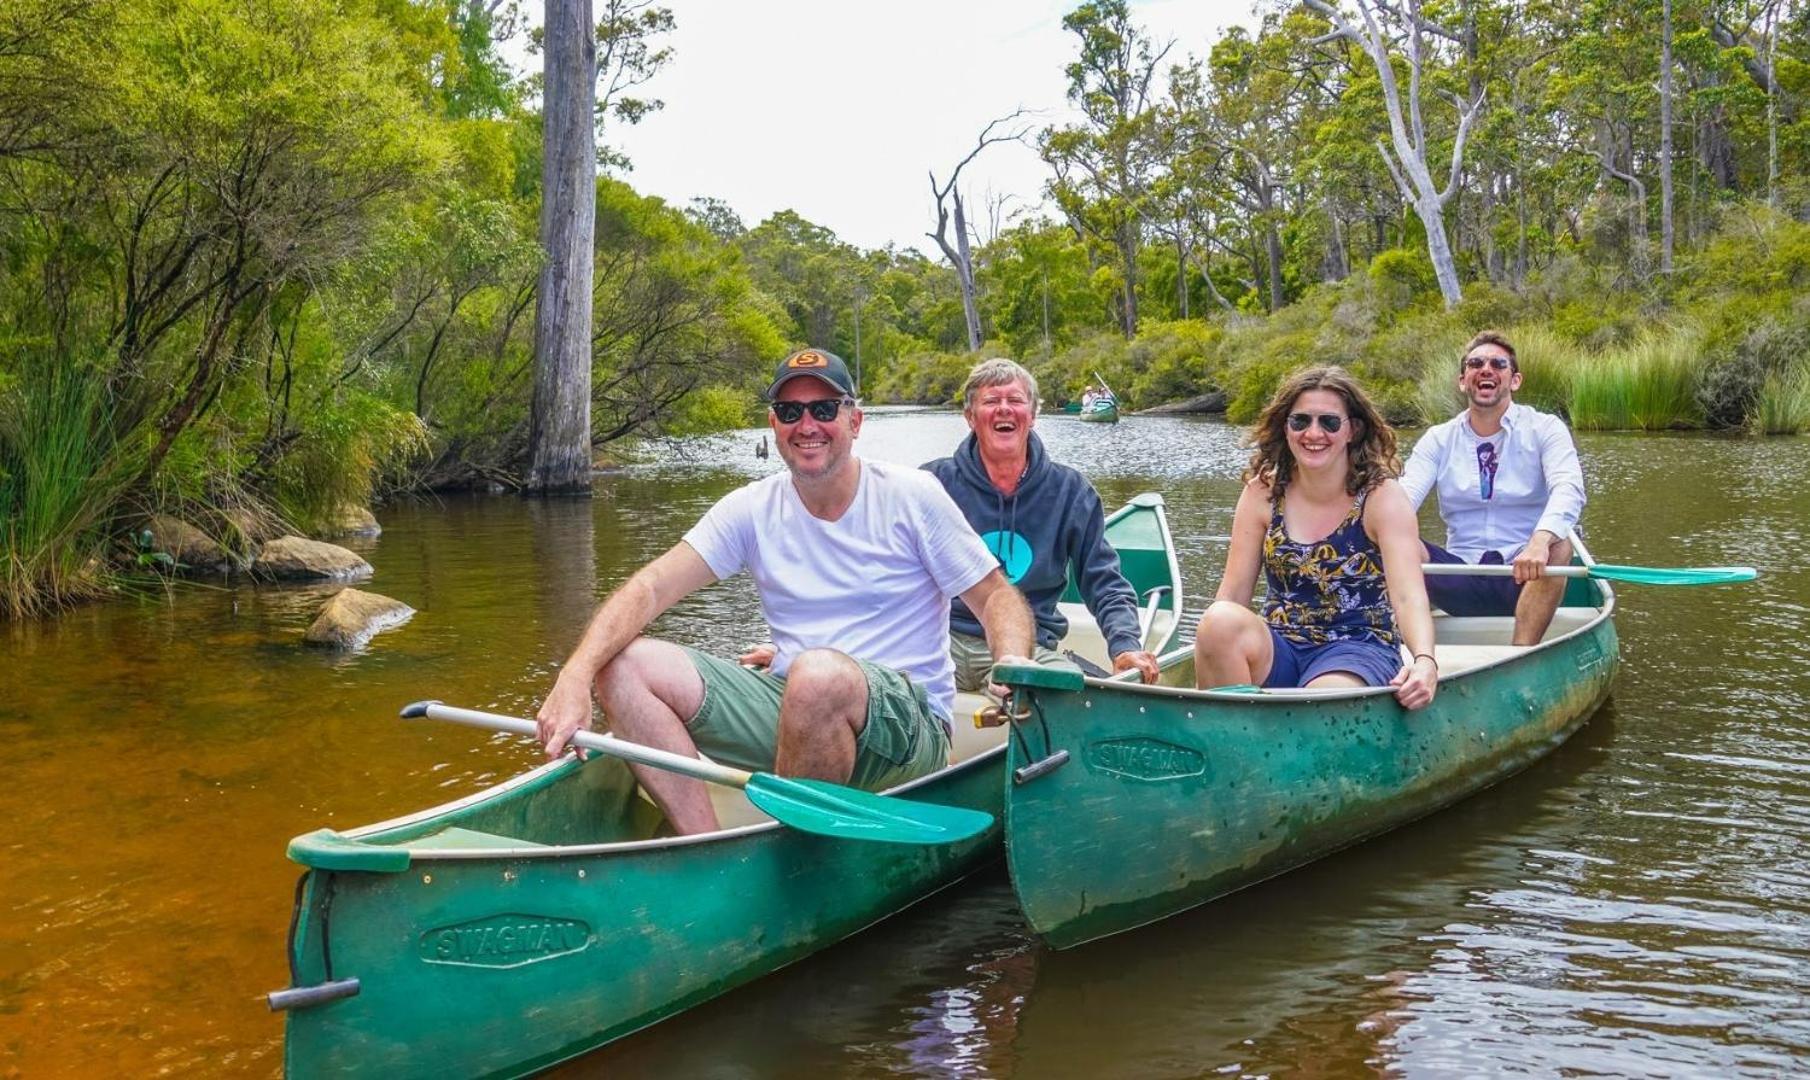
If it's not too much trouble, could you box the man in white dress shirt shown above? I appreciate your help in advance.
[1400,331,1587,646]
[534,347,1034,834]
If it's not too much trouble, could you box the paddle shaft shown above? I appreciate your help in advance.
[419,703,754,789]
[1420,563,1590,577]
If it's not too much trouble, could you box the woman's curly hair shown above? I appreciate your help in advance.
[1243,366,1401,498]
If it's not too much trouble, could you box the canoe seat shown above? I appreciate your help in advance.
[1431,643,1529,677]
[405,827,549,851]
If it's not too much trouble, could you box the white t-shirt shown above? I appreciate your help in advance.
[682,458,998,720]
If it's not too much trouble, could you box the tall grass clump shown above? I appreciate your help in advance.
[1753,364,1810,434]
[1568,328,1706,431]
[0,358,142,619]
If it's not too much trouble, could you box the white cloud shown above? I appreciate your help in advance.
[522,0,1258,254]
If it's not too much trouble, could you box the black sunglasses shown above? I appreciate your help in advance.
[1287,412,1346,434]
[1464,354,1513,371]
[771,398,853,424]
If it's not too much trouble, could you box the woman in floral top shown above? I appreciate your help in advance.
[1193,367,1439,709]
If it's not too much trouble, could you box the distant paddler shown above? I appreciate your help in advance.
[1401,330,1586,645]
[535,347,1034,834]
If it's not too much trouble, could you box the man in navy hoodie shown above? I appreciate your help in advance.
[924,358,1160,690]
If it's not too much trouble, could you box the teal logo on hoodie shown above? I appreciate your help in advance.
[980,530,1034,583]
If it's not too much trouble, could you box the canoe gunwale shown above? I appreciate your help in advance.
[323,741,1010,862]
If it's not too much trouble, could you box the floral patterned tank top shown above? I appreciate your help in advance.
[1262,488,1399,648]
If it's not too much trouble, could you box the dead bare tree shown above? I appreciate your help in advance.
[929,111,1030,352]
[1304,0,1483,308]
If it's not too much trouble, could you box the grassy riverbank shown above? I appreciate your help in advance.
[874,214,1810,437]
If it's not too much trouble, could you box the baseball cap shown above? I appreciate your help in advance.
[765,348,856,400]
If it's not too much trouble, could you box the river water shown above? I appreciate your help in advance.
[2,410,1806,1076]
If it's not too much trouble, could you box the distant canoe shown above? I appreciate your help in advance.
[1077,398,1119,423]
[272,494,1184,1076]
[997,541,1618,949]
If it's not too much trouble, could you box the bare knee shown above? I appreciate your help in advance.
[1197,600,1262,650]
[782,649,867,729]
[596,638,703,721]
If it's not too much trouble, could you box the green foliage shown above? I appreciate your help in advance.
[269,391,429,532]
[1367,248,1441,315]
[663,385,758,437]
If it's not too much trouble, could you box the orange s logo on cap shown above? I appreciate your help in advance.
[789,351,828,369]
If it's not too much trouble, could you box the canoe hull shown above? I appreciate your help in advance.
[1003,611,1618,949]
[282,749,1003,1078]
[1076,405,1119,423]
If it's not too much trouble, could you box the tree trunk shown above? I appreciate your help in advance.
[1660,0,1675,272]
[952,189,983,350]
[527,0,597,495]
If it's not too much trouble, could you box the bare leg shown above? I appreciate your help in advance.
[593,638,716,835]
[773,648,869,783]
[1512,537,1574,646]
[1194,600,1275,689]
[1302,671,1366,691]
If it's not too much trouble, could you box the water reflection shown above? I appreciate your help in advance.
[2,413,1807,1076]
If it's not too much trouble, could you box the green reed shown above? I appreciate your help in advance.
[1753,364,1810,434]
[0,360,139,619]
[1567,331,1706,431]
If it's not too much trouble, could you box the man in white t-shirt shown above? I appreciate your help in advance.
[535,347,1035,834]
[1401,330,1586,646]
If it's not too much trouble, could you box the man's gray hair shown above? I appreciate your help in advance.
[961,358,1040,414]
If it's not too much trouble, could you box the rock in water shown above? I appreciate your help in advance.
[324,505,382,537]
[142,515,236,573]
[253,536,374,581]
[305,589,414,649]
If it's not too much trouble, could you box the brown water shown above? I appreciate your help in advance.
[3,412,1807,1076]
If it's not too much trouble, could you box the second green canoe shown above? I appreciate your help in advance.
[997,541,1619,949]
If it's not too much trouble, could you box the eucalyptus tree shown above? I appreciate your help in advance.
[1303,0,1485,308]
[527,0,672,493]
[1042,0,1173,337]
[526,0,596,493]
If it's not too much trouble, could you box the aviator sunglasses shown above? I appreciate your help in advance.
[1464,354,1513,371]
[771,397,854,424]
[1287,412,1346,434]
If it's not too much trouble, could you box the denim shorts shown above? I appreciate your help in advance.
[1263,629,1403,688]
[1422,541,1522,617]
[681,647,950,791]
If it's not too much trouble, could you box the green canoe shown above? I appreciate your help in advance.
[1076,399,1119,423]
[997,539,1618,949]
[272,494,1183,1077]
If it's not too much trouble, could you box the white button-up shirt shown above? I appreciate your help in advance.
[1400,402,1586,563]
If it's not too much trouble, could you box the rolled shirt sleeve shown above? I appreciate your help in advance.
[1531,411,1586,541]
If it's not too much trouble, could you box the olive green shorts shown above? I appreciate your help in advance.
[948,631,1075,692]
[681,647,951,791]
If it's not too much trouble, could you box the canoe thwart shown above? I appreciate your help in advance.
[287,828,411,873]
[267,978,361,1012]
[1013,750,1071,786]
[993,662,1085,692]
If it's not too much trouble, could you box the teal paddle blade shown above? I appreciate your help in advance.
[1589,564,1757,586]
[744,773,994,845]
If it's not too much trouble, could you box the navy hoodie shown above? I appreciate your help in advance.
[923,431,1143,657]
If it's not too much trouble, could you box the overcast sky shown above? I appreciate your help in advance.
[519,0,1262,254]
